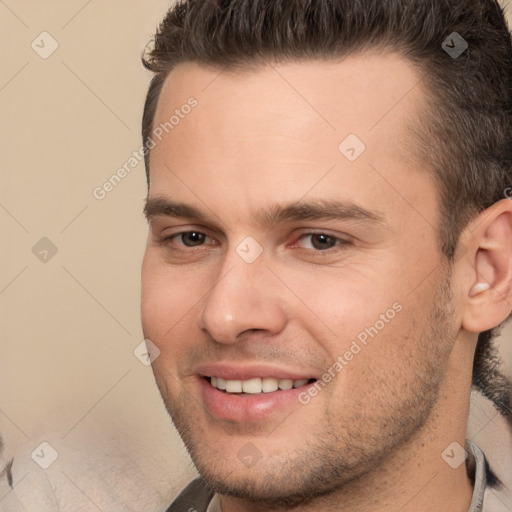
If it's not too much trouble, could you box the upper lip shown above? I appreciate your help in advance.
[196,362,319,381]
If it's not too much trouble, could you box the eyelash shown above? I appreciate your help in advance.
[159,231,351,254]
[162,232,216,248]
[292,232,349,251]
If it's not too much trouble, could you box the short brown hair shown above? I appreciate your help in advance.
[141,0,512,419]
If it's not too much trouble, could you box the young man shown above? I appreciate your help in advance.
[140,1,512,511]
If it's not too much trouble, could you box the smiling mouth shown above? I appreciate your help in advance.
[206,376,317,395]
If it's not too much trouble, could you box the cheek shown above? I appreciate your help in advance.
[282,266,400,339]
[325,305,422,413]
[141,254,199,347]
[341,289,442,392]
[141,252,229,369]
[281,266,420,388]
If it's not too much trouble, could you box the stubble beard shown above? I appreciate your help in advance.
[154,270,457,509]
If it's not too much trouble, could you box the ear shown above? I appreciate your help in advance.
[462,199,512,333]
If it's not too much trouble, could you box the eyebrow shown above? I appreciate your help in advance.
[143,196,385,227]
[261,200,384,226]
[144,197,210,223]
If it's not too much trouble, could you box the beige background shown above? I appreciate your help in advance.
[1,1,511,511]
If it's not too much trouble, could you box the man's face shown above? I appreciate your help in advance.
[141,54,460,503]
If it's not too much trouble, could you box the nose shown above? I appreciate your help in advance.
[199,252,287,344]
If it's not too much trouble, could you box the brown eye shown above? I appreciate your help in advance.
[180,232,207,247]
[310,234,338,250]
[297,233,340,251]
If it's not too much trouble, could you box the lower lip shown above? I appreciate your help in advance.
[198,377,311,422]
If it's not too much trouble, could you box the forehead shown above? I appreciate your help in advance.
[148,53,436,228]
[153,52,425,143]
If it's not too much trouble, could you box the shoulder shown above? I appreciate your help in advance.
[466,440,511,512]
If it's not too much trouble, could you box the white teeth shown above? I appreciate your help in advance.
[242,378,262,394]
[210,377,311,394]
[225,380,242,393]
[262,377,279,392]
[278,379,293,390]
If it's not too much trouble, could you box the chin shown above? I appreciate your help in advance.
[195,460,355,510]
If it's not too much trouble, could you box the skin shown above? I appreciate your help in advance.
[141,53,512,511]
